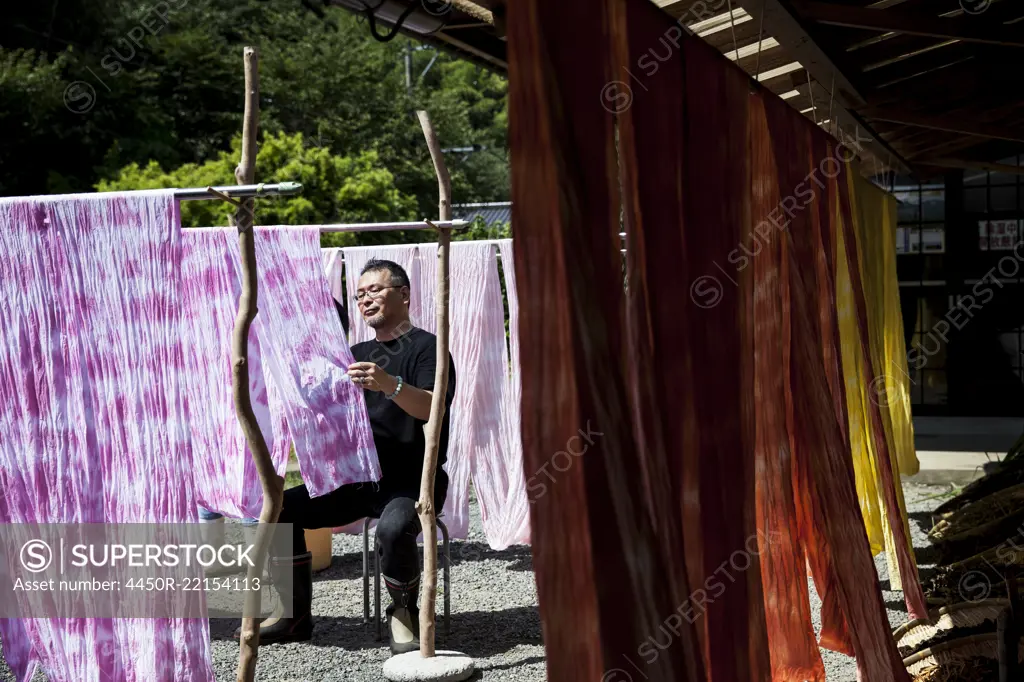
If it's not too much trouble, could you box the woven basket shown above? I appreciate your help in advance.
[934,461,1024,520]
[950,542,1024,571]
[905,633,1023,679]
[922,550,1023,607]
[929,483,1024,542]
[893,600,1008,657]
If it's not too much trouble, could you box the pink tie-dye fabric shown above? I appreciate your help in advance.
[184,227,380,512]
[0,191,214,682]
[180,229,291,519]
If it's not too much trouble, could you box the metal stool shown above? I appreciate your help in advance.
[362,516,450,643]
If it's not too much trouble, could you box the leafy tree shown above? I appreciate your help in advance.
[1,0,508,213]
[98,131,417,247]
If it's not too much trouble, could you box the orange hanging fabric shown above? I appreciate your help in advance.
[748,93,827,682]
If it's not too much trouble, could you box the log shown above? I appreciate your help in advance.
[232,45,285,682]
[415,109,452,658]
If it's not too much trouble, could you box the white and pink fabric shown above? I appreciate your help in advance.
[182,228,379,519]
[477,240,530,549]
[322,247,346,308]
[0,190,215,682]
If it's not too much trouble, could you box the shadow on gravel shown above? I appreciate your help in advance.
[313,541,535,582]
[908,510,938,533]
[478,655,547,671]
[914,543,940,567]
[218,605,545,656]
[884,597,908,612]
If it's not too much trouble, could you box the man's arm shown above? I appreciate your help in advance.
[388,381,434,422]
[346,345,455,421]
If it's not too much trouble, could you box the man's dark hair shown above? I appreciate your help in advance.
[361,258,411,289]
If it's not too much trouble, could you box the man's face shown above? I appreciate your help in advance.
[356,269,409,329]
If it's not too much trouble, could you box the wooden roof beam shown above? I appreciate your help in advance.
[920,158,1024,175]
[792,1,1024,48]
[729,0,912,173]
[860,109,1024,144]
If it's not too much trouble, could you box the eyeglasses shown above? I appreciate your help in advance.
[353,285,397,303]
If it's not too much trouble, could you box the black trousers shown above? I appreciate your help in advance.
[276,472,448,585]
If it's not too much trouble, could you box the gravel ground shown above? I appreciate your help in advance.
[0,483,951,681]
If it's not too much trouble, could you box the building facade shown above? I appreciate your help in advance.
[893,157,1024,417]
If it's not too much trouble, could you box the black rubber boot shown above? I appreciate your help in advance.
[234,551,313,645]
[384,574,420,656]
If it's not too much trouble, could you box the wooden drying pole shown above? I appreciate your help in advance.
[415,109,452,658]
[228,46,285,682]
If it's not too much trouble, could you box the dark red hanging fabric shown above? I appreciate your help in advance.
[507,1,705,680]
[834,159,929,622]
[611,1,708,678]
[810,136,850,439]
[675,34,774,682]
[803,140,855,656]
[748,92,827,682]
[613,2,769,680]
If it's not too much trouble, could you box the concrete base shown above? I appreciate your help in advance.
[382,651,475,682]
[903,450,998,486]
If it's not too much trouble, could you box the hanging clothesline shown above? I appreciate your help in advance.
[174,182,302,200]
[323,239,626,260]
[304,220,469,232]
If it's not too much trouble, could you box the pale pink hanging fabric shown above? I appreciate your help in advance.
[473,239,530,549]
[251,228,380,495]
[443,241,507,542]
[180,229,291,519]
[0,191,215,682]
[322,247,346,309]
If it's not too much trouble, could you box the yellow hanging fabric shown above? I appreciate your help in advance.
[834,181,885,556]
[835,166,920,587]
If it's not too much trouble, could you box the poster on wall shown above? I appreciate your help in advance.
[978,219,1022,251]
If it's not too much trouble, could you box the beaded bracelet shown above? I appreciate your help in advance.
[385,375,404,401]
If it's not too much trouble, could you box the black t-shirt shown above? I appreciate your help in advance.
[351,327,456,491]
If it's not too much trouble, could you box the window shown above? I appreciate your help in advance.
[896,226,945,254]
[964,155,1022,218]
[895,180,947,407]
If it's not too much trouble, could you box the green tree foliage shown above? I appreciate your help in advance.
[0,0,508,222]
[453,216,510,242]
[98,131,417,246]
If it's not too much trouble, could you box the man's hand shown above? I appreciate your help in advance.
[347,362,398,394]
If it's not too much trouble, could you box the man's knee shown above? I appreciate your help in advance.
[376,498,419,549]
[277,485,308,524]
